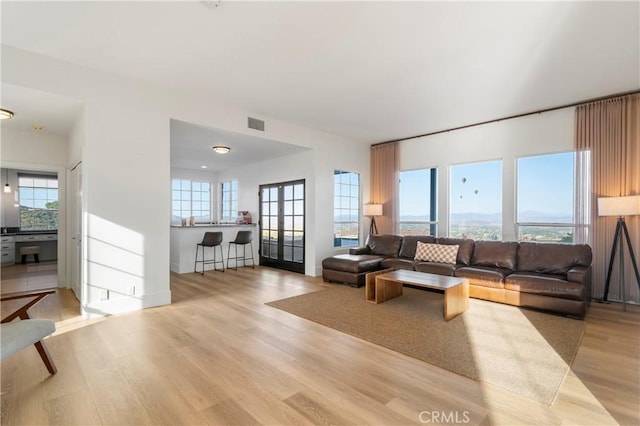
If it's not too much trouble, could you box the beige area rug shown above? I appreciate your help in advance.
[267,285,585,405]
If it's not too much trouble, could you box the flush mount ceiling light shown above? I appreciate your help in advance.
[212,145,231,154]
[0,108,15,120]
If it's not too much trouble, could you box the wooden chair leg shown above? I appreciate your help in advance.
[34,340,57,374]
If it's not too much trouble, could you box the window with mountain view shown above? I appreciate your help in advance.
[449,160,502,240]
[399,168,437,235]
[517,152,575,242]
[334,170,360,247]
[18,175,58,231]
[220,180,238,222]
[171,179,211,223]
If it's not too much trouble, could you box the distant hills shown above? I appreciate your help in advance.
[334,211,572,224]
[399,211,572,224]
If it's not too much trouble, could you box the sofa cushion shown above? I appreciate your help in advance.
[455,266,510,289]
[367,234,403,257]
[322,254,383,273]
[517,242,592,275]
[398,235,436,259]
[505,273,585,301]
[436,238,474,265]
[414,261,457,276]
[415,242,459,264]
[381,257,414,271]
[471,241,518,271]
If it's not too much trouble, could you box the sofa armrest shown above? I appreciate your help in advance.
[568,265,592,302]
[349,246,371,255]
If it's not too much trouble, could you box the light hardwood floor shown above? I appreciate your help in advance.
[1,265,639,425]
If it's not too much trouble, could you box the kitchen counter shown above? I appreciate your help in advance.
[170,224,258,273]
[1,230,58,236]
[170,224,255,228]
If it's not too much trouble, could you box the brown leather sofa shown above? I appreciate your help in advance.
[322,235,592,318]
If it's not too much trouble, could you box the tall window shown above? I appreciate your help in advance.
[171,179,211,223]
[449,160,502,240]
[334,170,360,247]
[220,180,238,222]
[18,175,58,231]
[399,168,438,236]
[517,152,575,242]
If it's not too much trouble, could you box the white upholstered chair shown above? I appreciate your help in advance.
[0,290,57,374]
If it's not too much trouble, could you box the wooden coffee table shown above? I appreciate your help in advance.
[365,269,469,321]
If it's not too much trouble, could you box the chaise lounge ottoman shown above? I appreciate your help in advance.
[322,254,384,287]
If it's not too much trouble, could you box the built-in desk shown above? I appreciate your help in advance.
[170,224,258,273]
[0,232,58,265]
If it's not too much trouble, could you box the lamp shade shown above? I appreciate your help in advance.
[363,203,383,216]
[598,195,640,217]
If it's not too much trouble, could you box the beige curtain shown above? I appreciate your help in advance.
[370,142,399,235]
[575,93,640,302]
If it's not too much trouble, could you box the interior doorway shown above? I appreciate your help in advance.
[259,179,305,274]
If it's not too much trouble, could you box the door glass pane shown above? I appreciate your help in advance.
[284,185,293,200]
[284,245,293,261]
[284,201,293,215]
[294,247,303,263]
[294,200,303,215]
[284,216,293,231]
[294,184,303,199]
[284,231,293,245]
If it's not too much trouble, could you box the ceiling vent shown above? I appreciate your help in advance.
[248,117,265,131]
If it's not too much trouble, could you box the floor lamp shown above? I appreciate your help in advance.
[598,195,640,311]
[364,203,382,236]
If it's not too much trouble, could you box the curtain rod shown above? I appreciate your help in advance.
[373,89,640,146]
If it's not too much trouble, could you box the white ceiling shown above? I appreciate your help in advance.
[1,1,639,162]
[170,119,309,171]
[1,84,82,138]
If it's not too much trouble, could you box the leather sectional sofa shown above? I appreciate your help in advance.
[322,235,592,318]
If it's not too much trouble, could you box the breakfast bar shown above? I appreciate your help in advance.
[170,224,258,274]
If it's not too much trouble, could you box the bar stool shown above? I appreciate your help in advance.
[20,246,40,264]
[194,232,224,274]
[227,230,255,270]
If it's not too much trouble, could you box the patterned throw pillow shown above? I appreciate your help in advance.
[414,242,459,264]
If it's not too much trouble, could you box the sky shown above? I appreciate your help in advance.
[400,152,574,219]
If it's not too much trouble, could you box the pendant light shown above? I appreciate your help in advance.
[3,169,10,193]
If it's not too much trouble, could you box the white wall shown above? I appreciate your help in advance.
[1,128,68,165]
[399,107,575,241]
[217,140,370,276]
[3,45,365,315]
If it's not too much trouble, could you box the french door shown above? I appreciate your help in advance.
[259,179,305,273]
